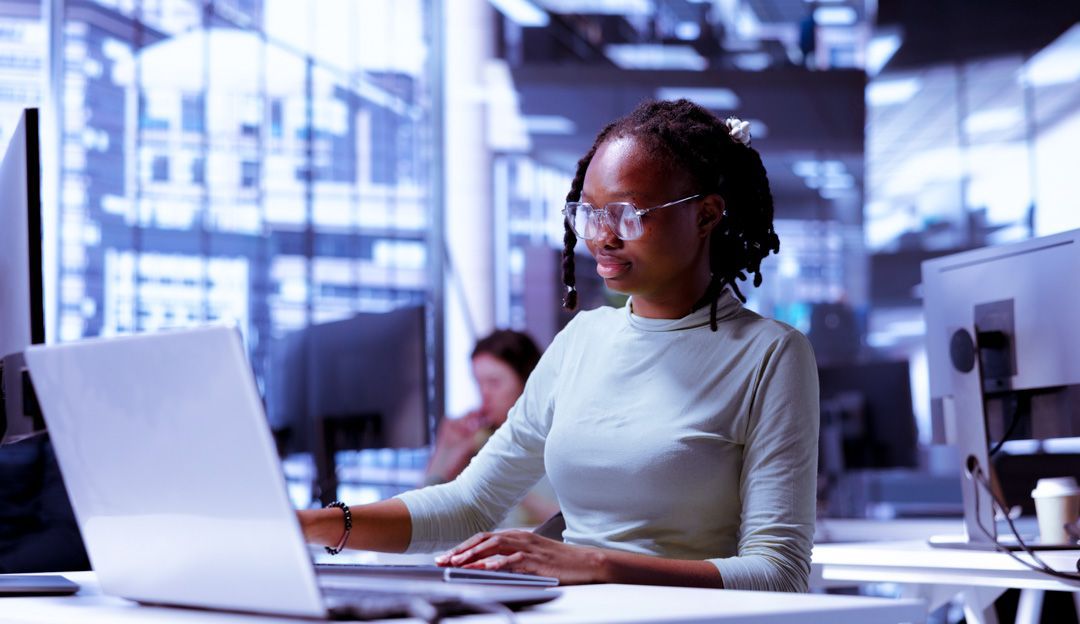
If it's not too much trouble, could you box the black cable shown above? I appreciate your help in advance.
[966,457,1080,581]
[988,394,1024,457]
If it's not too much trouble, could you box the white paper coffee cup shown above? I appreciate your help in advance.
[1031,477,1080,545]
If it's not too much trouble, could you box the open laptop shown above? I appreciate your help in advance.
[24,325,559,620]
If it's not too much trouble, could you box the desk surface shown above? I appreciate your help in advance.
[813,537,1080,593]
[1,572,926,624]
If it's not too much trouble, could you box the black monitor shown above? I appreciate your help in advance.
[0,109,88,575]
[266,306,430,504]
[817,359,919,471]
[1,108,45,445]
[267,328,309,454]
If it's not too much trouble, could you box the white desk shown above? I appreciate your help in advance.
[1,572,926,623]
[812,535,1080,624]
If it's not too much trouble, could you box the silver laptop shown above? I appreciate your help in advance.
[24,325,559,620]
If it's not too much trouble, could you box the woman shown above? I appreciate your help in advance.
[424,329,542,487]
[300,99,819,592]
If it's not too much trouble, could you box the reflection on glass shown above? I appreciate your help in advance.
[0,1,436,392]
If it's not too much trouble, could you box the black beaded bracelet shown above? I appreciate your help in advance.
[325,501,352,555]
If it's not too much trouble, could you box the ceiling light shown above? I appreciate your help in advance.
[1019,23,1080,87]
[605,44,708,71]
[792,160,819,177]
[820,187,857,199]
[814,6,857,26]
[866,30,902,77]
[821,174,854,190]
[964,107,1022,135]
[535,0,652,15]
[821,160,846,176]
[489,0,549,27]
[732,52,771,71]
[675,22,701,41]
[655,87,739,110]
[866,77,921,106]
[523,115,576,135]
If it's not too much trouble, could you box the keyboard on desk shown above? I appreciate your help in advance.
[315,563,559,587]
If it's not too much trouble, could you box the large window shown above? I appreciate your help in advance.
[0,0,439,394]
[865,24,1080,253]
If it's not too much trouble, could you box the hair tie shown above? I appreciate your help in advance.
[725,117,751,146]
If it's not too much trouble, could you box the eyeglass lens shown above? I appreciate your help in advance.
[568,203,644,241]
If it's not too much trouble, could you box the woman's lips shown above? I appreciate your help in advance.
[596,260,630,279]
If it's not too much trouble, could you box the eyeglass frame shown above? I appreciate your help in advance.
[562,193,705,241]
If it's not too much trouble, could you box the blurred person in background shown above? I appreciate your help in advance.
[424,329,559,526]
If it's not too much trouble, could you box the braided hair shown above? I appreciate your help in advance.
[561,99,780,331]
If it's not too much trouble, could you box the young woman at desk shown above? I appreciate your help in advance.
[299,99,819,592]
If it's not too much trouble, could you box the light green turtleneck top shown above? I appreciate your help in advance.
[397,289,819,592]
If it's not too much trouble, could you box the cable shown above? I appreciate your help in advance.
[965,456,1080,581]
[988,394,1024,457]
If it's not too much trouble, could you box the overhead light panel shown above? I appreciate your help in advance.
[605,44,708,71]
[866,77,921,107]
[732,52,771,71]
[675,22,701,41]
[523,115,576,135]
[489,0,549,27]
[964,107,1022,135]
[814,6,857,26]
[866,30,902,77]
[655,87,739,110]
[535,0,652,15]
[1019,23,1080,87]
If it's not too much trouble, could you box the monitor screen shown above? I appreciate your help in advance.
[267,305,431,455]
[818,359,918,470]
[0,107,44,360]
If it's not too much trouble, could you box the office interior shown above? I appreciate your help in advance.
[2,0,1080,622]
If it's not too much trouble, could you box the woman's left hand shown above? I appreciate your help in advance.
[434,530,604,585]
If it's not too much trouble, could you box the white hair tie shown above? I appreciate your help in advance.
[725,117,751,146]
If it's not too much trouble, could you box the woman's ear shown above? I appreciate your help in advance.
[697,194,725,237]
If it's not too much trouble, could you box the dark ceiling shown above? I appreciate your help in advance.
[877,0,1080,70]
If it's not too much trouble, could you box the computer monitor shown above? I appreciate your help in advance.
[818,359,918,471]
[0,108,45,445]
[922,228,1080,548]
[267,305,431,504]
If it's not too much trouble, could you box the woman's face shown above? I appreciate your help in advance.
[471,352,525,427]
[581,136,721,318]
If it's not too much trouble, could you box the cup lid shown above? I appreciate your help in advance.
[1031,476,1080,498]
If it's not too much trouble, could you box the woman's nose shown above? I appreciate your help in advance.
[592,213,622,248]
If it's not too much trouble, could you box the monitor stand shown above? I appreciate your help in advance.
[928,328,1080,552]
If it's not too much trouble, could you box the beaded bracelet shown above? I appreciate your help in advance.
[324,501,352,555]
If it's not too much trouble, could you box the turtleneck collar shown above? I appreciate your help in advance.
[624,287,742,332]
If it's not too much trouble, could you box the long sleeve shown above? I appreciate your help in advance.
[394,325,567,553]
[708,331,819,592]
